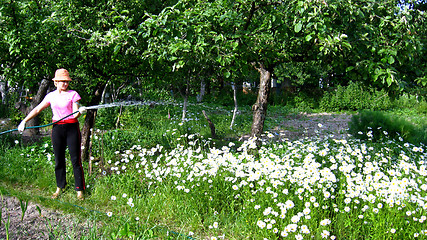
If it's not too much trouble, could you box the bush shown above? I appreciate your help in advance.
[393,94,427,115]
[320,82,392,112]
[348,110,427,146]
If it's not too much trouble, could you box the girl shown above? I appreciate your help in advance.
[18,68,86,200]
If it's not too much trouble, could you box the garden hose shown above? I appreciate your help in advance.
[0,100,173,136]
[0,110,80,136]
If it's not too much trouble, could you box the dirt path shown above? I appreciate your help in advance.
[274,112,352,141]
[239,112,353,142]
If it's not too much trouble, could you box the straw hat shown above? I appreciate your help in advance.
[52,68,72,81]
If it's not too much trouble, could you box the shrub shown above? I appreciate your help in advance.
[320,82,392,112]
[393,94,427,115]
[348,110,427,146]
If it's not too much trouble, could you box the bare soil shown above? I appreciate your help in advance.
[0,113,352,239]
[0,195,83,240]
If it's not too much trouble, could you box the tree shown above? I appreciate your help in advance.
[0,0,179,160]
[139,0,425,139]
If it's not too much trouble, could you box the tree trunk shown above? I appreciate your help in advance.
[202,110,216,138]
[181,78,189,122]
[182,94,188,122]
[81,82,105,162]
[230,82,238,130]
[101,80,109,104]
[250,63,272,139]
[26,78,51,136]
[197,77,206,103]
[0,75,6,104]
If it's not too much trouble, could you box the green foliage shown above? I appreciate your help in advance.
[0,133,20,152]
[393,93,427,115]
[202,88,258,107]
[320,82,392,111]
[348,110,427,146]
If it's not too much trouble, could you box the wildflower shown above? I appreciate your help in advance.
[291,215,300,223]
[111,196,117,201]
[321,230,330,238]
[213,222,218,229]
[107,212,113,217]
[300,225,310,234]
[390,228,396,234]
[285,200,295,209]
[295,234,303,240]
[257,220,266,229]
[263,207,272,216]
[287,224,298,232]
[320,219,331,226]
[319,149,328,156]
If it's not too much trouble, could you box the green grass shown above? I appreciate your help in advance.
[0,100,426,239]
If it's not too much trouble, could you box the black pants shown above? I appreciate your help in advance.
[51,122,85,191]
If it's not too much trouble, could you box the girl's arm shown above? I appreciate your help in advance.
[18,101,50,132]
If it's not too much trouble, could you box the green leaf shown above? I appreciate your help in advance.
[388,56,395,65]
[294,23,303,33]
[113,45,121,55]
[224,71,231,78]
[386,76,393,86]
[341,41,352,49]
[305,34,313,42]
[346,66,354,72]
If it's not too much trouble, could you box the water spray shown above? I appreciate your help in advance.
[0,100,166,136]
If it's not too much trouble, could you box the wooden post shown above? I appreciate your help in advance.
[202,110,216,139]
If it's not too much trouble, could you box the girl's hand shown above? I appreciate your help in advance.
[78,106,87,114]
[18,121,26,132]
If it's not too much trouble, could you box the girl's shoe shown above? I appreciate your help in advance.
[77,191,84,201]
[51,187,62,199]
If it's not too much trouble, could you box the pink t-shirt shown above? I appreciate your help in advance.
[42,90,81,121]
